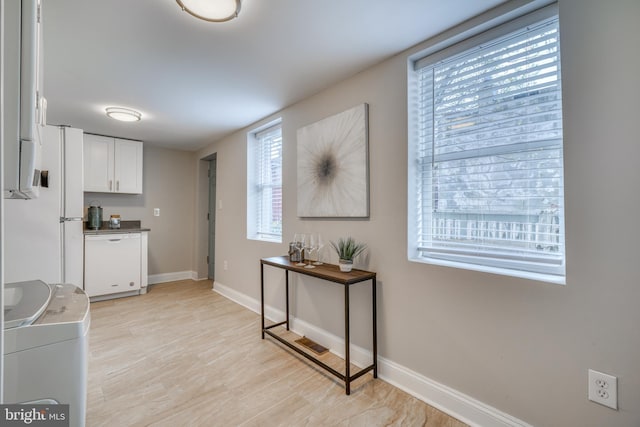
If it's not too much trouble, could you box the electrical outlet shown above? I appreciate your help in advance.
[153,208,160,217]
[588,369,618,410]
[223,260,228,270]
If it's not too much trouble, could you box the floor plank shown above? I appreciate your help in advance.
[87,280,467,427]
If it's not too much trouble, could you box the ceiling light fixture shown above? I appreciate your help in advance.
[105,107,142,122]
[176,0,241,23]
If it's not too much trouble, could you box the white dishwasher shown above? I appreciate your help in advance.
[84,233,141,297]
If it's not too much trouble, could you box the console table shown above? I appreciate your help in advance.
[260,256,377,395]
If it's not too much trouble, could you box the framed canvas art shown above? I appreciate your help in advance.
[297,103,369,218]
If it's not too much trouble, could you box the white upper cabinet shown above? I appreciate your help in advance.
[84,134,143,194]
[83,134,114,192]
[114,139,143,193]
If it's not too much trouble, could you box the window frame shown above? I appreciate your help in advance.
[407,4,566,284]
[247,120,283,243]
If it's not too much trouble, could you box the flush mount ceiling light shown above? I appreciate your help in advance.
[176,0,241,23]
[105,107,142,122]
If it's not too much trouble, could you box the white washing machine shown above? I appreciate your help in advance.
[4,280,90,427]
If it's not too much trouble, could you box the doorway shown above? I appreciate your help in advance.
[208,156,217,280]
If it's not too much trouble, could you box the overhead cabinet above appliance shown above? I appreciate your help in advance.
[83,134,143,194]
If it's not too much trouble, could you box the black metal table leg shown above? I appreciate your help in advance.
[285,271,290,330]
[372,277,377,378]
[345,283,351,395]
[261,262,265,339]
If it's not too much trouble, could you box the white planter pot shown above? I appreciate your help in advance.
[338,259,353,272]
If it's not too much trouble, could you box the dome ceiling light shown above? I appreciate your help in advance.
[105,107,142,122]
[176,0,241,23]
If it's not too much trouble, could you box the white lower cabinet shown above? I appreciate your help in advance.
[84,233,147,298]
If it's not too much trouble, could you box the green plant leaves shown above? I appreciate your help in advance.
[330,237,367,261]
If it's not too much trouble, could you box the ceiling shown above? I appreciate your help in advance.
[42,0,506,151]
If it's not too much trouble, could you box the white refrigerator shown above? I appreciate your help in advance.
[4,125,85,287]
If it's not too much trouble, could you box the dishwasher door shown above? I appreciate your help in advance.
[84,233,141,297]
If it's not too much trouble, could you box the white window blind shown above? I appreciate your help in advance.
[409,11,565,282]
[248,124,282,242]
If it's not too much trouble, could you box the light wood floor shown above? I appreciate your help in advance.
[87,280,467,427]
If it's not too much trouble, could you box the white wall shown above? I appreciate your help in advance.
[194,0,640,425]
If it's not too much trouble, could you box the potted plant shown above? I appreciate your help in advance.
[330,237,367,272]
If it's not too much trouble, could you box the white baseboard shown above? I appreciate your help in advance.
[191,271,208,281]
[148,271,198,285]
[212,281,258,313]
[213,280,531,427]
[378,358,533,427]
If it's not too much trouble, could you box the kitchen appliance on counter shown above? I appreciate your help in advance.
[4,279,90,427]
[4,126,85,287]
[87,203,103,229]
[109,214,121,229]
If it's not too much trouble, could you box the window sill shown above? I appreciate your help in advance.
[408,255,565,285]
[248,236,282,244]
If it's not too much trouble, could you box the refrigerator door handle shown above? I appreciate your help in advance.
[60,217,83,223]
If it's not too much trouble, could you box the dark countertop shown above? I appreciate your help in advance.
[83,220,150,235]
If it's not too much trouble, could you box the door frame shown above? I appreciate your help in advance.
[207,155,217,280]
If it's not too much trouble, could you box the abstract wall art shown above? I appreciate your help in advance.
[297,103,369,218]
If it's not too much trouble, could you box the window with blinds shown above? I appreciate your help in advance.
[408,7,565,282]
[247,123,282,242]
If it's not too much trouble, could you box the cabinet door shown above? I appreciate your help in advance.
[83,134,114,192]
[114,139,143,194]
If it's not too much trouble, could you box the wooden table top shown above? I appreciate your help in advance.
[261,256,376,285]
